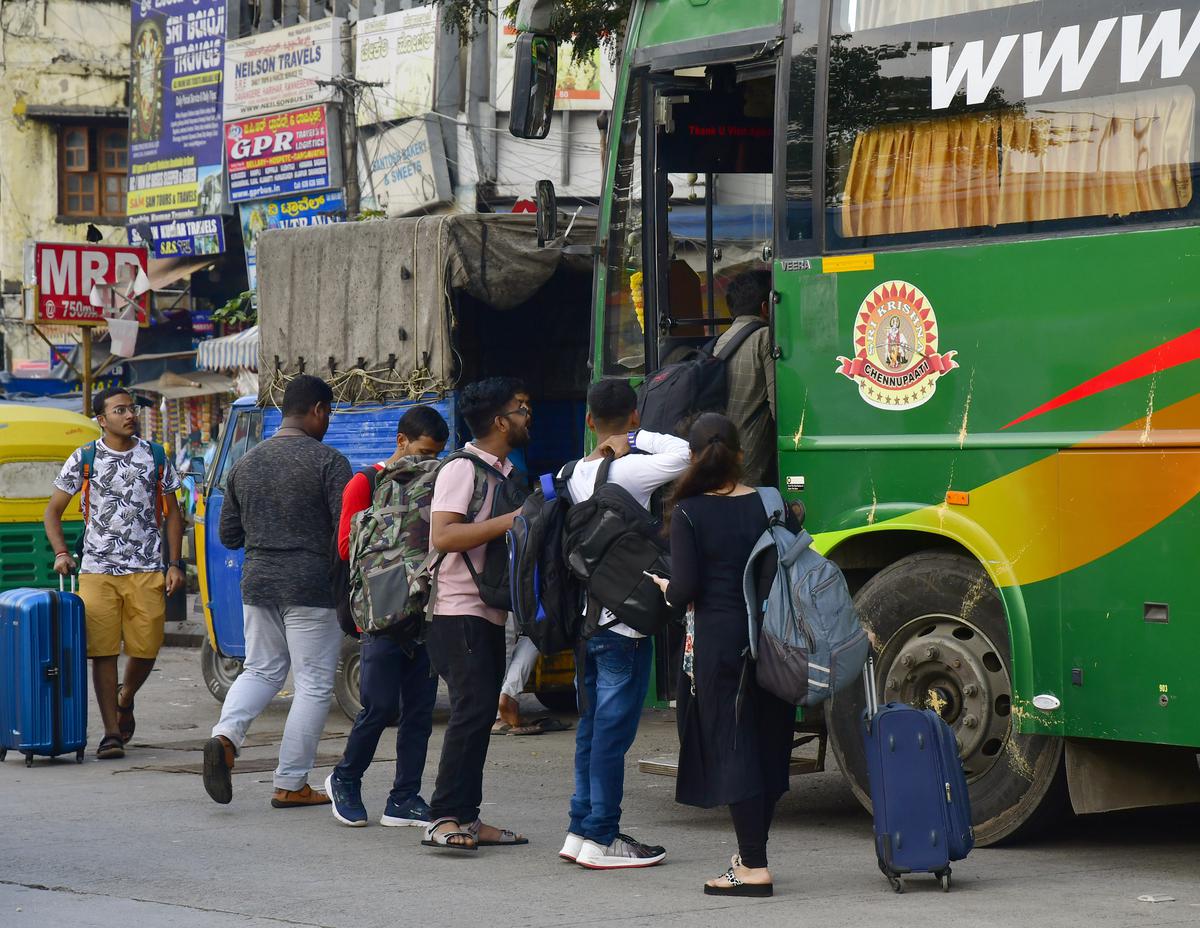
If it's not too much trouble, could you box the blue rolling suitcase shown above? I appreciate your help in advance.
[862,657,973,893]
[0,581,88,766]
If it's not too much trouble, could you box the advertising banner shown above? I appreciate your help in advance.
[226,105,340,203]
[28,243,149,326]
[240,190,347,290]
[358,119,451,218]
[127,0,227,218]
[224,18,348,122]
[354,8,438,126]
[128,215,225,259]
[494,18,615,111]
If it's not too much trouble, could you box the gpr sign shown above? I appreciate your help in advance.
[29,243,149,325]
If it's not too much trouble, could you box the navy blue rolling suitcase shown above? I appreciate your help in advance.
[862,657,973,892]
[0,581,88,766]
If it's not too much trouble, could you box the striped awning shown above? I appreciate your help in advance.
[196,325,259,372]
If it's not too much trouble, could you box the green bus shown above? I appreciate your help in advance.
[511,0,1200,844]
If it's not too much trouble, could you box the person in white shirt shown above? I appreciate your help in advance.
[558,378,690,870]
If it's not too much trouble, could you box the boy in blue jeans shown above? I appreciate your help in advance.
[326,406,449,827]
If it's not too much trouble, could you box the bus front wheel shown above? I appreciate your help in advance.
[826,550,1068,846]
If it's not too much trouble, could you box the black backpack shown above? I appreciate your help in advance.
[561,455,676,638]
[442,450,530,612]
[636,319,767,435]
[507,463,581,655]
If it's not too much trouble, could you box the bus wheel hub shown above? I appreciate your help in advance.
[883,615,1013,782]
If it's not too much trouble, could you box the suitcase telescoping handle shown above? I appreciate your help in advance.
[863,654,879,718]
[59,574,77,593]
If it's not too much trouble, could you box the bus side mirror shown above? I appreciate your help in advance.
[509,33,556,140]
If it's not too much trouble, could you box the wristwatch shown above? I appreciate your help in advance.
[168,560,186,571]
[627,430,640,451]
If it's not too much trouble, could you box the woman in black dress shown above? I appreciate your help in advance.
[648,413,796,897]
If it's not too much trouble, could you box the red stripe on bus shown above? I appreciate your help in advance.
[1002,327,1200,430]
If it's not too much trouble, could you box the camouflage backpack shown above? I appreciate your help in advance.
[347,456,442,638]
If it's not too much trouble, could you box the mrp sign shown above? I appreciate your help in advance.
[26,243,149,325]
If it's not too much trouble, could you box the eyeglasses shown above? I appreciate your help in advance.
[102,405,138,417]
[499,405,531,421]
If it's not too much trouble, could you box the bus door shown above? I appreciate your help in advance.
[641,57,780,700]
[202,405,264,659]
[644,63,777,371]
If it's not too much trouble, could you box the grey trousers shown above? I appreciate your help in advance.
[211,604,341,790]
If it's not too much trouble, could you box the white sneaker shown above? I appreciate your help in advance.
[576,834,667,870]
[559,832,585,862]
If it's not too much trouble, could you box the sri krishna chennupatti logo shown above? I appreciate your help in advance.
[836,280,958,410]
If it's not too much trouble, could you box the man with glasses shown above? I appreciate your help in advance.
[45,387,184,760]
[422,378,533,852]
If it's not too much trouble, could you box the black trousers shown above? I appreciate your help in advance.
[729,792,779,869]
[426,615,506,824]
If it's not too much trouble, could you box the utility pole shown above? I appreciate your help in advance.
[317,75,383,216]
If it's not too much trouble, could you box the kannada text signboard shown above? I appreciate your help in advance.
[240,190,347,290]
[354,8,438,126]
[358,118,451,217]
[223,18,348,122]
[127,0,226,218]
[226,105,340,203]
[28,243,150,326]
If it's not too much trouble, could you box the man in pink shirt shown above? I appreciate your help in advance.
[422,378,532,852]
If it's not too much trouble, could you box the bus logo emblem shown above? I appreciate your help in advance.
[836,280,958,410]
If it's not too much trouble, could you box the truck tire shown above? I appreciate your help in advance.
[201,638,244,703]
[827,550,1068,846]
[334,635,363,721]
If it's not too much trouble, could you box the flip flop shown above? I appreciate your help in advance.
[421,818,478,852]
[491,722,515,736]
[703,867,773,897]
[528,717,571,734]
[466,819,528,847]
[505,722,547,736]
[116,685,135,744]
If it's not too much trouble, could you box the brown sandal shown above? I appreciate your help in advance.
[116,685,135,744]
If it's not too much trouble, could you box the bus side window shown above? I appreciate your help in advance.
[825,1,1197,248]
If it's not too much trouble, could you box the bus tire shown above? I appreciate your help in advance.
[334,635,364,722]
[200,638,244,703]
[826,550,1069,846]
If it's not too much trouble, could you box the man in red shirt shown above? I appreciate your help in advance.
[325,406,449,828]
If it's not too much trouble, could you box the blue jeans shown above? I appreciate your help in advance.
[568,630,655,845]
[333,633,438,805]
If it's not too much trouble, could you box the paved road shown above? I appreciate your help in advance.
[2,647,1198,928]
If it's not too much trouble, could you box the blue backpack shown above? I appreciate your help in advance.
[742,487,868,707]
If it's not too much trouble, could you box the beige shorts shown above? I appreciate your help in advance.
[78,572,166,659]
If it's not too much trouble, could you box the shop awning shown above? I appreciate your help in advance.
[196,325,259,372]
[131,370,237,400]
[148,255,218,291]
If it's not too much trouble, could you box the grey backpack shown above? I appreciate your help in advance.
[743,487,868,707]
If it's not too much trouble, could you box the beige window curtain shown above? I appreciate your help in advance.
[840,87,1195,238]
[851,0,1037,31]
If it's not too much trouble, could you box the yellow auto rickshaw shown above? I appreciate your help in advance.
[0,404,99,591]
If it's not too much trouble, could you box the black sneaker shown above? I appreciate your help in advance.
[576,833,667,869]
[325,773,368,827]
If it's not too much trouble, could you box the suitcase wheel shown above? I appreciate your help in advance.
[938,870,952,893]
[76,749,85,764]
[0,747,6,762]
[25,753,34,767]
[888,875,904,894]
